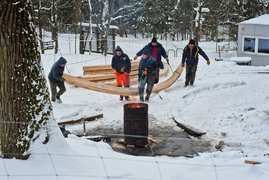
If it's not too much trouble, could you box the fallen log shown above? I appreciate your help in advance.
[58,114,103,125]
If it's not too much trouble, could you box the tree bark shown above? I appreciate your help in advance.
[0,0,52,160]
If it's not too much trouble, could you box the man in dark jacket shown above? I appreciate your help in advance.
[112,46,131,101]
[138,49,157,102]
[48,57,67,103]
[134,37,169,83]
[182,39,210,87]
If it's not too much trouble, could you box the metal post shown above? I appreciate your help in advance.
[216,26,219,52]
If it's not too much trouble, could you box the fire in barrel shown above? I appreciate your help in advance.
[124,103,148,147]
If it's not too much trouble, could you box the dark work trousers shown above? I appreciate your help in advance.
[138,79,154,100]
[49,80,66,101]
[185,65,197,86]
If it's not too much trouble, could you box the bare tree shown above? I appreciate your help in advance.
[72,0,82,54]
[0,0,52,159]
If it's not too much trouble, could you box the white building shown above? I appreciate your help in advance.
[237,14,269,66]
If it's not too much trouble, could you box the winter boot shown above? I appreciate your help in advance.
[145,94,150,102]
[56,96,62,103]
[119,96,123,101]
[125,96,130,101]
[139,95,144,102]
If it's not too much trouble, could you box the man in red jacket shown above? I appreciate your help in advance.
[112,46,131,101]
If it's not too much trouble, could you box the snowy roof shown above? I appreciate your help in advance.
[239,14,269,26]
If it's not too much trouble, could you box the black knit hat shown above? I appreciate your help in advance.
[115,46,122,52]
[151,37,157,43]
[142,49,150,55]
[189,39,195,45]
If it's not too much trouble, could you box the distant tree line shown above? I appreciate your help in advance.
[32,0,269,53]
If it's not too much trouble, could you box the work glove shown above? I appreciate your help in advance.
[61,77,65,82]
[182,63,185,67]
[125,73,130,77]
[134,55,138,60]
[207,60,210,65]
[165,57,170,65]
[143,71,147,75]
[121,68,125,72]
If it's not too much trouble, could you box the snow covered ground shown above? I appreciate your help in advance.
[1,33,269,180]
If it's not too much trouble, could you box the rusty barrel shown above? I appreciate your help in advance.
[124,103,148,147]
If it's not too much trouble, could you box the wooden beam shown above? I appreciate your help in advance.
[172,117,206,138]
[245,160,262,165]
[62,62,183,96]
[83,60,139,71]
[82,70,139,81]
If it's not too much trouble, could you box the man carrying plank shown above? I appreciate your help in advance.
[112,46,131,101]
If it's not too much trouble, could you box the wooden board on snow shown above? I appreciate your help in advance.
[172,117,206,138]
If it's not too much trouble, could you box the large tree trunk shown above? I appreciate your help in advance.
[0,0,52,160]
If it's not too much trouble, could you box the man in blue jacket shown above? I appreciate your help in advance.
[48,57,67,103]
[182,39,210,87]
[138,49,157,102]
[134,37,169,83]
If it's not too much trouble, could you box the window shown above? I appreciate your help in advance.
[244,37,255,52]
[258,39,269,54]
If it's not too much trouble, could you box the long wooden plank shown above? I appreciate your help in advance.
[82,62,169,83]
[83,67,139,75]
[245,160,262,165]
[81,71,139,81]
[63,63,184,96]
[100,63,169,86]
[83,60,140,71]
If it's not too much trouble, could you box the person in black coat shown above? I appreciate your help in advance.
[111,46,131,101]
[48,57,67,103]
[138,49,157,102]
[182,39,210,87]
[134,37,169,83]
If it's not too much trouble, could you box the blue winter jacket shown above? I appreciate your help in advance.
[136,43,167,69]
[112,46,131,74]
[182,45,209,66]
[138,55,157,83]
[48,57,67,82]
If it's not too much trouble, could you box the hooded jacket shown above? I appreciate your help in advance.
[48,57,67,82]
[112,46,131,74]
[138,55,157,83]
[182,45,209,66]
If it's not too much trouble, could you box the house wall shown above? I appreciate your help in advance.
[238,24,269,66]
